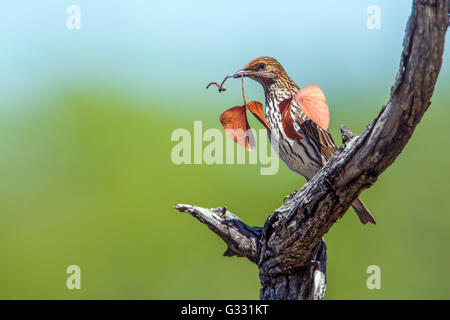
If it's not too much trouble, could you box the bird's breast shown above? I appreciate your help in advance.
[264,91,291,138]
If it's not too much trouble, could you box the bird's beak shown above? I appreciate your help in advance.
[232,69,249,78]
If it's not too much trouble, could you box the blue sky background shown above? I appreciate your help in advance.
[3,1,446,111]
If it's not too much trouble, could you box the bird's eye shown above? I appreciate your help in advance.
[259,63,266,70]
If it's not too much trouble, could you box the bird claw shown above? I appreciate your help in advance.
[283,190,298,203]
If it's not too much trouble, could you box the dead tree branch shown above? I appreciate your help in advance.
[174,0,448,300]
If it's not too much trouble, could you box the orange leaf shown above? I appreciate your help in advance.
[219,105,255,151]
[279,98,303,140]
[246,101,271,131]
[293,84,329,131]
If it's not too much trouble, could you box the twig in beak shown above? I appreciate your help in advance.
[206,74,234,92]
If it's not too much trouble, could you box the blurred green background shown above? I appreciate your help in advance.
[0,1,449,299]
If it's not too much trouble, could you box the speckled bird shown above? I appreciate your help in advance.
[233,56,375,224]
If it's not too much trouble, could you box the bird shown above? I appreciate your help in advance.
[232,56,376,225]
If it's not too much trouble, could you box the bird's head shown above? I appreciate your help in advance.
[232,56,294,90]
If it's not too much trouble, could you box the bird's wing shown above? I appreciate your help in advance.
[290,100,338,161]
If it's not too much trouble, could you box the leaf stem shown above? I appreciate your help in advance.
[241,74,247,107]
[272,71,295,97]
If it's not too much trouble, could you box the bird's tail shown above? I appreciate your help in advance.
[352,197,376,225]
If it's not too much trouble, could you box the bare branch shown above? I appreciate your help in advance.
[173,0,448,300]
[173,204,261,263]
[340,125,354,144]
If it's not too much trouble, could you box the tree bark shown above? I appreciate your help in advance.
[174,0,448,300]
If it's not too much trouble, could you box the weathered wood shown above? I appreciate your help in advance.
[174,0,448,300]
[173,204,261,263]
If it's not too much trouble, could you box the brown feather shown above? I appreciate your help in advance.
[290,102,337,161]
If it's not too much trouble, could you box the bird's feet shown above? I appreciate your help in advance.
[283,189,298,203]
